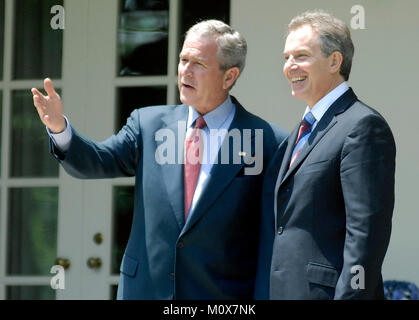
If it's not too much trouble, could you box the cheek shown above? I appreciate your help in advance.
[178,62,184,73]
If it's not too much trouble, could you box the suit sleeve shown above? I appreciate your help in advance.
[335,114,396,299]
[50,109,141,179]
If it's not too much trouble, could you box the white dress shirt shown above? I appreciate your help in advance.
[302,81,349,129]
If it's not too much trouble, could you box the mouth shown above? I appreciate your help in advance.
[181,82,195,90]
[290,76,307,84]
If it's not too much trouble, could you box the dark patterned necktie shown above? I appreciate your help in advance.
[289,111,316,168]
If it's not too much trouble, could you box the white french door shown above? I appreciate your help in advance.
[0,0,230,299]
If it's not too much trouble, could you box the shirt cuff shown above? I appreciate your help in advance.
[46,116,72,153]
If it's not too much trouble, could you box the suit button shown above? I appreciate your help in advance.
[277,226,283,235]
[177,241,184,248]
[169,272,175,280]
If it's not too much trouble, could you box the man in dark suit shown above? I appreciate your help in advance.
[31,20,287,299]
[254,11,396,299]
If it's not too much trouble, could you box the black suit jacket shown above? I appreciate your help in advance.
[255,88,396,299]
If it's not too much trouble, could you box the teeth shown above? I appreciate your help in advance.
[291,77,306,82]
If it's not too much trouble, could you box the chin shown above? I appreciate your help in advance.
[291,90,303,100]
[291,89,309,102]
[179,92,189,103]
[180,96,197,107]
[180,95,189,103]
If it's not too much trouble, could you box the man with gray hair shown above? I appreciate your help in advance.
[254,11,395,299]
[31,19,287,299]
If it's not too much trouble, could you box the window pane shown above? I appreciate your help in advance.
[111,186,134,275]
[10,90,59,177]
[116,86,166,131]
[7,187,58,275]
[118,0,169,76]
[0,0,4,80]
[13,0,63,79]
[178,0,230,48]
[7,286,55,300]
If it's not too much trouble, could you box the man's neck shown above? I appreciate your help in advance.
[194,94,229,115]
[308,78,345,109]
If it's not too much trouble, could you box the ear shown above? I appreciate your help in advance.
[329,51,343,74]
[222,67,240,90]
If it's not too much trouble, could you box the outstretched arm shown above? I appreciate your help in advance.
[31,78,141,179]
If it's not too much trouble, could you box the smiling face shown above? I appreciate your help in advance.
[283,24,344,108]
[178,35,238,114]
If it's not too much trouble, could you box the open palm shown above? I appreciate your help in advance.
[31,78,66,133]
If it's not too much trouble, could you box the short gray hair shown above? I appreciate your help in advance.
[185,20,247,74]
[287,11,355,81]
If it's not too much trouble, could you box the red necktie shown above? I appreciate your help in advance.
[184,116,206,221]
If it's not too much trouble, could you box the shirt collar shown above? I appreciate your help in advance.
[303,81,349,122]
[187,95,235,130]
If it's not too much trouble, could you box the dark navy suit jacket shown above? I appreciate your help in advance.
[50,96,287,299]
[255,89,396,299]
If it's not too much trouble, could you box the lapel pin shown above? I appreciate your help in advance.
[238,151,246,157]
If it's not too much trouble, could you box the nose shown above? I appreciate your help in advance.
[180,62,193,78]
[284,56,298,74]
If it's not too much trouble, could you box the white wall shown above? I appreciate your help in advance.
[231,0,419,285]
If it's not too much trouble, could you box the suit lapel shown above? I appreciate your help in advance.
[180,99,254,236]
[276,126,298,184]
[279,88,358,188]
[281,117,338,184]
[157,105,188,230]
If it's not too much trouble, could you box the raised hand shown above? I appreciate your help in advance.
[31,78,66,133]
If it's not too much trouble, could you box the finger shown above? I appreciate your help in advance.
[33,99,47,119]
[44,78,58,98]
[33,101,54,125]
[33,94,46,108]
[31,87,46,100]
[43,114,50,122]
[32,91,48,107]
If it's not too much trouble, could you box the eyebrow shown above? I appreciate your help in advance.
[179,53,208,64]
[283,49,310,56]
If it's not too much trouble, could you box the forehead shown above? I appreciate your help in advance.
[180,35,218,58]
[284,25,320,52]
